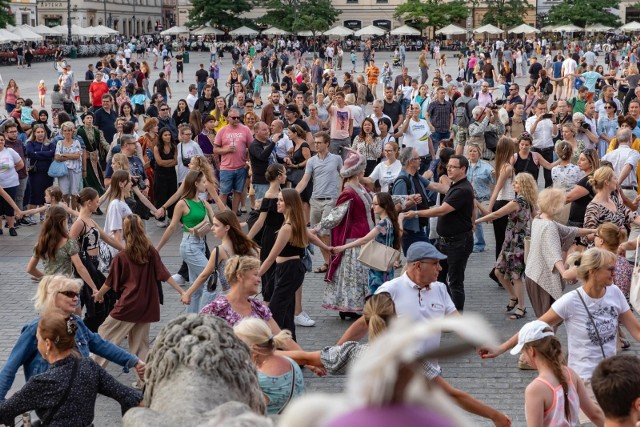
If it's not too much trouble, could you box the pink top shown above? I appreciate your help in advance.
[5,87,17,105]
[529,368,580,427]
[200,296,272,326]
[214,123,253,170]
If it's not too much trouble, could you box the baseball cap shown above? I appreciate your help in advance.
[285,104,300,114]
[510,320,554,355]
[406,242,447,263]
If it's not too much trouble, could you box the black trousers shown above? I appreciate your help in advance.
[437,231,474,312]
[531,147,554,188]
[269,259,305,341]
[492,200,510,260]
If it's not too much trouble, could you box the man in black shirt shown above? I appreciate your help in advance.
[407,155,474,311]
[153,71,172,102]
[283,103,312,143]
[146,93,164,118]
[194,84,219,115]
[93,94,118,144]
[382,86,403,130]
[342,72,358,94]
[528,56,543,86]
[195,63,209,97]
[248,121,276,199]
[85,64,95,81]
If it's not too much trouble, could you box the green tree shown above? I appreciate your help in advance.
[481,0,533,29]
[259,0,339,33]
[0,2,14,29]
[394,0,468,32]
[187,0,252,28]
[546,0,620,28]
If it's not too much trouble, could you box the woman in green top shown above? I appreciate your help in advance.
[27,206,99,307]
[156,170,214,313]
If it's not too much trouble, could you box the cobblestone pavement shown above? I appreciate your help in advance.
[0,49,634,426]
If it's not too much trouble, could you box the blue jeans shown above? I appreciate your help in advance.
[253,183,269,200]
[219,168,248,194]
[180,233,208,313]
[401,228,429,255]
[474,206,486,251]
[431,131,450,146]
[197,81,206,98]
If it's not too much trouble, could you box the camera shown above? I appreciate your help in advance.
[581,122,590,130]
[494,99,504,106]
[542,113,553,119]
[487,103,499,110]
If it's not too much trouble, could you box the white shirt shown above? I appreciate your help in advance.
[104,199,132,245]
[402,118,432,156]
[274,133,293,159]
[525,115,556,149]
[369,160,402,192]
[376,273,456,368]
[0,147,21,188]
[562,58,577,76]
[552,286,629,380]
[186,93,198,111]
[176,141,204,184]
[602,144,640,187]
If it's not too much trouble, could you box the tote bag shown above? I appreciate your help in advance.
[358,220,400,272]
[47,160,67,178]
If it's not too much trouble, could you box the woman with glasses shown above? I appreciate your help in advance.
[480,247,640,419]
[25,124,55,217]
[0,275,144,402]
[597,101,620,158]
[55,121,83,210]
[364,141,401,193]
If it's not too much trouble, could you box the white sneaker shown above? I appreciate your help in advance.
[156,219,167,228]
[294,311,316,327]
[171,273,186,285]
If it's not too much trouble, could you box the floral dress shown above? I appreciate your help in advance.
[368,218,395,295]
[494,195,532,281]
[614,254,633,298]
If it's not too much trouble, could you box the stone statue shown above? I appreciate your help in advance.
[123,314,273,427]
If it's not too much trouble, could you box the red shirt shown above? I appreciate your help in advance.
[106,247,171,323]
[89,81,109,107]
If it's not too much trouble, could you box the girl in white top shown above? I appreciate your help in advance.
[104,170,133,246]
[363,141,402,192]
[511,320,603,427]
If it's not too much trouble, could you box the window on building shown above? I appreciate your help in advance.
[346,0,358,3]
[376,0,388,3]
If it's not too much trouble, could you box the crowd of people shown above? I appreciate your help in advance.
[1,34,640,425]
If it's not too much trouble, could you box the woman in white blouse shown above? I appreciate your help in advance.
[363,141,401,192]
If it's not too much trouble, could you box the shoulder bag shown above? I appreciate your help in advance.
[575,289,606,359]
[277,359,297,415]
[358,219,401,272]
[32,357,79,427]
[48,160,68,178]
[188,201,213,238]
[629,236,640,311]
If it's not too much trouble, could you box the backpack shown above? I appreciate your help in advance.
[391,174,432,228]
[455,97,473,128]
[365,86,374,103]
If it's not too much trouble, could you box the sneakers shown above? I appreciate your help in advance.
[171,273,186,285]
[9,227,17,236]
[156,219,168,228]
[294,311,316,327]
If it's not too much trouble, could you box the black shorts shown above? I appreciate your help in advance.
[0,185,17,216]
[176,63,184,73]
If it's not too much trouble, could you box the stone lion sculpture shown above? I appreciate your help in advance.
[123,314,273,427]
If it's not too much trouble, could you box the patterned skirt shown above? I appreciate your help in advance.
[322,246,367,313]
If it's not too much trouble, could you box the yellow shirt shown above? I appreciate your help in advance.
[607,137,640,183]
[210,111,228,133]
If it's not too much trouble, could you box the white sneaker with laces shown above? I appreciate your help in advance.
[294,311,316,327]
[171,273,186,285]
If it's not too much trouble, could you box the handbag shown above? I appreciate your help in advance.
[206,247,219,292]
[188,202,213,238]
[48,160,68,178]
[629,236,640,311]
[358,221,401,272]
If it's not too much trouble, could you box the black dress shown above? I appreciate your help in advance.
[513,152,540,181]
[290,142,313,203]
[153,144,178,219]
[259,197,284,301]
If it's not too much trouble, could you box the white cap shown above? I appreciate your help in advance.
[510,320,554,355]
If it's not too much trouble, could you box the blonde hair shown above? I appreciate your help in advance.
[190,155,217,186]
[589,166,614,191]
[33,275,82,314]
[596,222,627,252]
[537,187,565,218]
[233,317,292,354]
[514,172,538,210]
[363,293,396,341]
[60,121,75,132]
[566,247,617,281]
[111,153,130,172]
[224,255,261,285]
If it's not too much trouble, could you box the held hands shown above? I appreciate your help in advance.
[135,360,146,382]
[14,209,23,220]
[180,293,191,305]
[154,207,165,219]
[306,365,327,377]
[493,413,512,427]
[93,291,104,304]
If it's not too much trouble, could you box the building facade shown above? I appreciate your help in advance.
[37,0,162,36]
[10,0,37,26]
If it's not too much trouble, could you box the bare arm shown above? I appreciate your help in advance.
[294,173,312,194]
[476,200,519,223]
[71,254,98,293]
[247,211,268,240]
[336,316,368,345]
[156,200,186,251]
[26,256,42,278]
[257,224,292,276]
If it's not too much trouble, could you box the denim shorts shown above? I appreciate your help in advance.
[219,168,248,194]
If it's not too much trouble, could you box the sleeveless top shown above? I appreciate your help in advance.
[530,368,580,427]
[182,199,207,232]
[497,168,516,201]
[280,223,305,257]
[514,152,540,180]
[78,220,100,253]
[306,120,321,135]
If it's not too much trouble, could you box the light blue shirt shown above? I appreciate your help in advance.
[467,160,494,201]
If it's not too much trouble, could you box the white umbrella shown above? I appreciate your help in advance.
[160,26,190,36]
[32,24,63,36]
[323,25,355,37]
[390,24,421,36]
[93,25,119,35]
[541,25,558,32]
[552,24,583,32]
[620,21,640,32]
[297,30,315,37]
[507,24,540,34]
[0,29,21,43]
[229,26,259,36]
[262,27,290,36]
[354,24,386,37]
[435,24,466,35]
[87,26,114,37]
[192,26,224,36]
[52,24,93,37]
[473,24,503,34]
[10,26,43,42]
[584,23,613,32]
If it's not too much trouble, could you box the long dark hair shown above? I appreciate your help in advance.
[34,206,68,261]
[375,193,401,250]
[215,210,259,255]
[360,117,379,138]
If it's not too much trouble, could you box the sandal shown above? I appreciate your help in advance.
[505,298,518,312]
[510,307,527,320]
[314,263,328,273]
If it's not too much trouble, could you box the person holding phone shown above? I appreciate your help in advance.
[525,100,559,188]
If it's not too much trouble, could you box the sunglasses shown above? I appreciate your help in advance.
[228,116,240,120]
[59,290,80,299]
